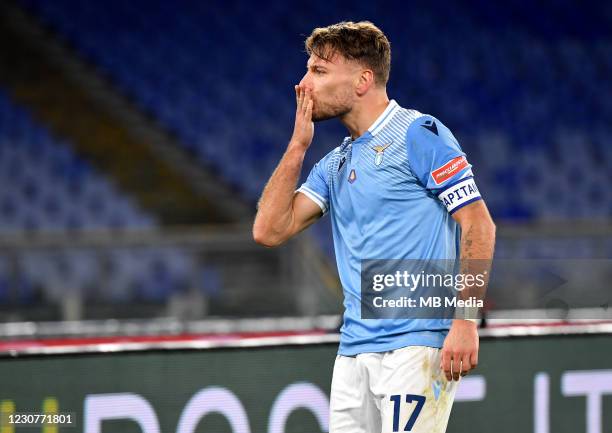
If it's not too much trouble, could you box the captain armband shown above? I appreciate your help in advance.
[437,177,482,214]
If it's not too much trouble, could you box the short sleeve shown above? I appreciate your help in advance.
[297,157,330,214]
[406,115,482,214]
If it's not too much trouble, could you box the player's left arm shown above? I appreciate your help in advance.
[406,114,496,381]
[441,199,496,381]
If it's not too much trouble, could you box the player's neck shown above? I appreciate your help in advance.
[341,92,390,140]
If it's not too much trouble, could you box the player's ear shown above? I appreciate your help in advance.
[355,69,375,96]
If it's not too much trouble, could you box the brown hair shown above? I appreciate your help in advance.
[305,21,391,87]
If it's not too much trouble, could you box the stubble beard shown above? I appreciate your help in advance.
[311,91,353,122]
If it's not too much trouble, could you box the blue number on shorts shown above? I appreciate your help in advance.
[390,394,426,432]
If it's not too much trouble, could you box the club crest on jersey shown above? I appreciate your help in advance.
[371,141,392,166]
[348,168,357,183]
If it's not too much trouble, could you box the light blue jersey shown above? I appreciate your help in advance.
[297,100,482,356]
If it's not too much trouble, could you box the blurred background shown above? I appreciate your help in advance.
[0,0,610,431]
[0,0,610,325]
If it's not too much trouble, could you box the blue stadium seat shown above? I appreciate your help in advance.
[18,0,611,222]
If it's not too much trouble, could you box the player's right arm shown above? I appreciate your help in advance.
[253,86,323,247]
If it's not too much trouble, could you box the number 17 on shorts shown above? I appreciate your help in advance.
[330,346,458,433]
[389,394,425,432]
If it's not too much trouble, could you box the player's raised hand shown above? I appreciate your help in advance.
[440,320,479,381]
[290,85,314,150]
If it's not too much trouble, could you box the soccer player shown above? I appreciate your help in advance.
[253,21,495,433]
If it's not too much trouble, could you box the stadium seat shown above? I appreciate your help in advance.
[17,0,610,224]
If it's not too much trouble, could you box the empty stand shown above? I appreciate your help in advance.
[18,0,612,220]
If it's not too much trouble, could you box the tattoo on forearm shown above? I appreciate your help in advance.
[459,223,495,304]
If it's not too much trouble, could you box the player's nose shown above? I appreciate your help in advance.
[299,74,312,91]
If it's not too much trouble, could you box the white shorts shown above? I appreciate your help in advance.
[330,346,458,433]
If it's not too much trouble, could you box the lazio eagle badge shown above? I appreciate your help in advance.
[372,141,392,166]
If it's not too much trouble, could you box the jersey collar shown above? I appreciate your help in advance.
[367,99,400,136]
[342,99,400,148]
